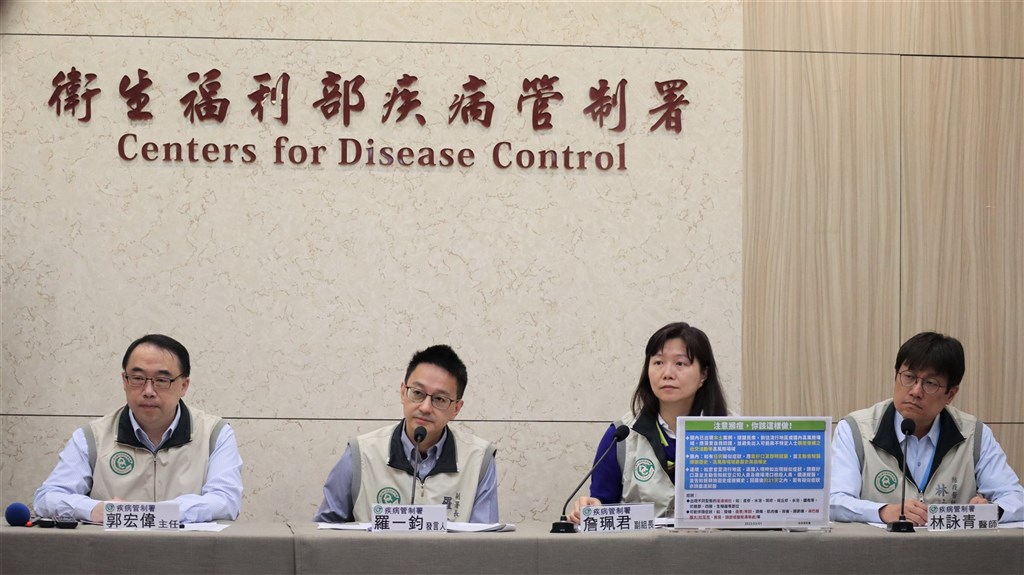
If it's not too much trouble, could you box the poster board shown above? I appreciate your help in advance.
[676,416,831,529]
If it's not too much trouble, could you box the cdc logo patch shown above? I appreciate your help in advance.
[634,458,656,482]
[874,470,898,494]
[376,487,401,504]
[109,451,135,475]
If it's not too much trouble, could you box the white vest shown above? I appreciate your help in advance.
[617,411,676,517]
[845,400,981,504]
[84,403,225,502]
[350,422,495,522]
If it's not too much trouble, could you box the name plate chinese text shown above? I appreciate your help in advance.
[371,504,447,533]
[578,503,656,533]
[927,503,999,531]
[103,501,181,530]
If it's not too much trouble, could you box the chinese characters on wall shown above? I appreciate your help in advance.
[48,67,693,172]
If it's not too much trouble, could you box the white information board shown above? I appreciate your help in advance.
[676,416,831,529]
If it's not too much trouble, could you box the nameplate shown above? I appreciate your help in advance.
[927,503,999,531]
[578,503,656,533]
[371,504,447,532]
[103,501,181,530]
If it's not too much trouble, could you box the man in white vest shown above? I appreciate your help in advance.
[831,332,1022,524]
[315,344,498,523]
[34,334,243,523]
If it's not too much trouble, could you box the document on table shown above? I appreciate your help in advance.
[318,522,372,531]
[317,522,516,532]
[866,522,1024,530]
[447,522,516,532]
[182,523,230,532]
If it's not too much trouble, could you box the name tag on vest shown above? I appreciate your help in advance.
[578,503,656,533]
[927,503,999,531]
[103,501,180,530]
[371,504,447,532]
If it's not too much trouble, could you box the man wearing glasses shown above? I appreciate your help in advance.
[315,344,498,523]
[830,332,1022,524]
[34,334,243,523]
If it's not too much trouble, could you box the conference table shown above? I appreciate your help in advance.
[2,521,1021,574]
[0,522,293,574]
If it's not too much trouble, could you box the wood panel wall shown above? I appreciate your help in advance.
[743,51,900,417]
[901,57,1023,422]
[744,0,1023,58]
[743,1,1023,479]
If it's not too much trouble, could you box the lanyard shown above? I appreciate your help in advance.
[906,432,938,490]
[656,423,675,473]
[920,443,937,490]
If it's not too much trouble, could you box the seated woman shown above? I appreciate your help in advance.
[569,321,729,522]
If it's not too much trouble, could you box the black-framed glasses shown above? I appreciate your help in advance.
[896,370,945,395]
[124,373,183,390]
[403,384,456,410]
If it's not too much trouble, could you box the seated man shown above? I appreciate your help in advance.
[831,331,1023,524]
[34,334,243,523]
[315,344,498,523]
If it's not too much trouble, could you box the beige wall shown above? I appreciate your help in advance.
[2,1,1019,523]
[743,1,1023,478]
[1,2,744,522]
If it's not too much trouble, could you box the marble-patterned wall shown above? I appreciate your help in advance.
[1,2,744,522]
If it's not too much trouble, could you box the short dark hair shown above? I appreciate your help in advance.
[631,322,728,418]
[894,331,965,391]
[405,344,468,398]
[122,334,191,377]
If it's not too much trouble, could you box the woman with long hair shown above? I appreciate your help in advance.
[568,322,729,522]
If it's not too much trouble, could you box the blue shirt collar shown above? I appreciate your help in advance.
[400,426,447,464]
[895,410,940,446]
[128,405,182,452]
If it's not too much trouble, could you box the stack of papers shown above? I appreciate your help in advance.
[316,522,516,532]
[447,522,516,532]
[317,522,371,530]
[182,523,230,532]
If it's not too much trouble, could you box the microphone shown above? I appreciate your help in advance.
[410,426,427,505]
[551,424,630,533]
[5,502,32,527]
[887,418,916,532]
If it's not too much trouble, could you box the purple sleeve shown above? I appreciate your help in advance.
[313,446,355,523]
[588,424,623,503]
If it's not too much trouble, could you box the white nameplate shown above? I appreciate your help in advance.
[927,503,999,531]
[103,501,181,530]
[371,504,447,532]
[578,503,656,533]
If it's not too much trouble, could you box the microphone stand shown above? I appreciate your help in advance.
[411,426,426,505]
[887,419,916,533]
[551,425,630,533]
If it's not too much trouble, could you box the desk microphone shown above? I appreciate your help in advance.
[887,418,916,533]
[5,502,32,527]
[551,424,630,533]
[410,426,427,505]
